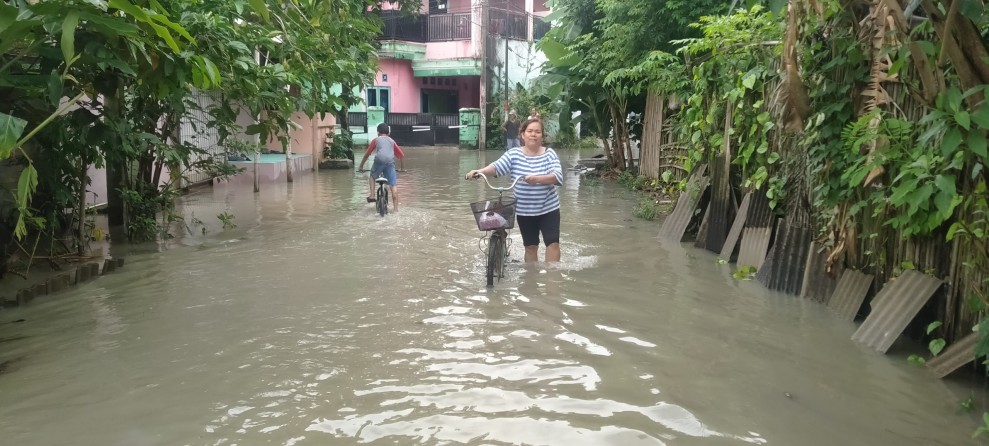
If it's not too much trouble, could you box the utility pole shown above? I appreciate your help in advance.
[504,1,509,118]
[478,0,488,150]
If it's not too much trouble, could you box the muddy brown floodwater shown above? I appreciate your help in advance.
[0,146,979,445]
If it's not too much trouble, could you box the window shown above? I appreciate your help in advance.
[429,0,448,14]
[366,87,391,113]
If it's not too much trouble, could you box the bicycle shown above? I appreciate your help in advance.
[467,172,522,287]
[358,169,389,217]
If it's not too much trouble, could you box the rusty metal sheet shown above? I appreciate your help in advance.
[757,222,813,295]
[927,332,978,378]
[701,149,732,253]
[800,242,842,303]
[694,201,712,248]
[827,270,874,321]
[851,270,944,354]
[658,165,708,242]
[719,192,752,261]
[737,224,773,270]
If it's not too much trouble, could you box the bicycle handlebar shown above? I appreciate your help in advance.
[468,172,523,192]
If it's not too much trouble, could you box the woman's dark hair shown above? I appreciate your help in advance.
[518,118,543,138]
[376,123,390,134]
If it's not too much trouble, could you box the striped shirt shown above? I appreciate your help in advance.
[492,147,563,216]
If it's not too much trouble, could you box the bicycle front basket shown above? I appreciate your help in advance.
[470,197,516,231]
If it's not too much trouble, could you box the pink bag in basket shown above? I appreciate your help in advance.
[477,211,509,230]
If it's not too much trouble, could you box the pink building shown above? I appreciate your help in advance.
[369,0,551,116]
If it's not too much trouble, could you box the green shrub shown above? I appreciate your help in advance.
[325,130,354,160]
[577,137,600,150]
[633,200,658,221]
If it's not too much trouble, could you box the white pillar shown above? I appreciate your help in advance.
[525,0,534,41]
[472,0,485,58]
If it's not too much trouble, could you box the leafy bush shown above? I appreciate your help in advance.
[617,171,650,191]
[554,131,579,149]
[324,130,354,160]
[633,200,659,221]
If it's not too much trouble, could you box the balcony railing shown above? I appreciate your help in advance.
[534,17,551,41]
[428,13,472,41]
[376,12,543,43]
[379,11,428,42]
[488,12,527,40]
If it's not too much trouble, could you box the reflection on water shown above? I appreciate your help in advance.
[0,147,978,445]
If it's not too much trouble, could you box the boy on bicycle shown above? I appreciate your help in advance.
[358,123,406,212]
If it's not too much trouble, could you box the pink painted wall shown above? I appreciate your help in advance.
[375,58,420,113]
[265,112,336,162]
[382,0,473,14]
[425,41,475,59]
[379,1,427,13]
[489,0,525,12]
[85,162,168,208]
[86,166,107,207]
[448,0,472,13]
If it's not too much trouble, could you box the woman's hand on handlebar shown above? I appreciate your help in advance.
[465,170,483,180]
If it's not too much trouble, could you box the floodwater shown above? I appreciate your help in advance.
[0,146,979,445]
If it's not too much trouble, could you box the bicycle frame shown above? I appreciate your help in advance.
[469,172,522,286]
[471,172,522,237]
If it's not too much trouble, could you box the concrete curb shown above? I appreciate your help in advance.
[1,258,126,309]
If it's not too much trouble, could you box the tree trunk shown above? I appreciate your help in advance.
[920,0,989,103]
[105,82,126,226]
[76,159,87,256]
[285,134,293,183]
[338,82,353,130]
[253,146,260,193]
[609,101,627,170]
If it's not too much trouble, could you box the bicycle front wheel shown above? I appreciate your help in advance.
[486,233,503,287]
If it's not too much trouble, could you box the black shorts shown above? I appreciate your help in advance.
[516,209,561,247]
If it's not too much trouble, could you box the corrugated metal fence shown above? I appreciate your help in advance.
[177,90,225,187]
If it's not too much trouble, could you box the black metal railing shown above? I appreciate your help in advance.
[385,113,434,126]
[347,112,368,134]
[489,12,527,40]
[534,17,551,41]
[376,12,537,43]
[428,13,472,41]
[433,113,460,145]
[378,11,428,42]
[346,113,461,145]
